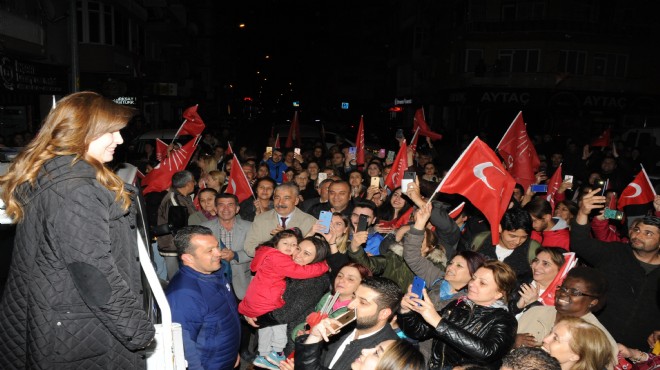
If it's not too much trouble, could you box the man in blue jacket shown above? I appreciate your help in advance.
[166,225,241,370]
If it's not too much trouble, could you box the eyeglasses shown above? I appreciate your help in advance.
[555,286,599,298]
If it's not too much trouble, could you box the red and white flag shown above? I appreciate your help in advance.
[384,141,409,191]
[225,154,254,203]
[546,165,563,213]
[142,135,201,195]
[448,202,466,219]
[177,105,206,137]
[285,111,301,148]
[355,116,366,166]
[591,128,611,147]
[618,167,656,210]
[226,141,234,156]
[433,137,515,245]
[413,108,443,141]
[496,111,540,190]
[155,138,168,162]
[274,133,281,149]
[539,252,578,305]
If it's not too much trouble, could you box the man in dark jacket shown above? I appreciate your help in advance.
[294,277,401,369]
[166,225,241,370]
[572,188,660,349]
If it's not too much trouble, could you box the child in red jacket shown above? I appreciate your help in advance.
[239,228,329,369]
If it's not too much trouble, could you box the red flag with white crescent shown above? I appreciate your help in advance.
[496,111,540,190]
[617,168,656,210]
[435,137,515,245]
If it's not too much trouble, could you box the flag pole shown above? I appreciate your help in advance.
[427,136,480,205]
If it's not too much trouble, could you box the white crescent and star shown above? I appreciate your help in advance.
[473,162,504,190]
[625,183,642,198]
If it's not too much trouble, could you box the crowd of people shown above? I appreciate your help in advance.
[1,91,659,370]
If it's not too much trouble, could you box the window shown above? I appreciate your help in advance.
[559,50,587,75]
[465,49,484,73]
[593,53,627,78]
[498,49,540,72]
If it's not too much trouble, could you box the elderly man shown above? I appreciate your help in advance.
[202,193,252,300]
[572,188,660,349]
[166,225,241,370]
[243,183,317,257]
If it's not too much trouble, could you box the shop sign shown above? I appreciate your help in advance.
[0,54,66,93]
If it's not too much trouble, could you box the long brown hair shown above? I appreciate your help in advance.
[0,91,135,221]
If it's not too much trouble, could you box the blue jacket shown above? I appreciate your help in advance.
[264,158,286,183]
[166,265,240,370]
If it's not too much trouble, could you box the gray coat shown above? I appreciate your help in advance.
[202,217,253,299]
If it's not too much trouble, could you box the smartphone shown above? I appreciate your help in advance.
[266,146,273,158]
[378,148,386,158]
[603,208,624,220]
[411,276,426,304]
[371,176,381,188]
[564,175,573,183]
[348,147,357,159]
[386,151,395,163]
[530,184,548,193]
[401,171,416,193]
[395,129,404,139]
[595,179,606,188]
[328,308,357,332]
[317,172,328,185]
[319,211,332,234]
[600,179,609,196]
[294,147,301,155]
[357,214,369,232]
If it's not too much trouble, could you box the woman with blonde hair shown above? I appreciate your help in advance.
[542,316,613,370]
[205,169,226,192]
[0,92,155,369]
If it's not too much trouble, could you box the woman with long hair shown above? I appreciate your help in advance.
[0,92,155,369]
[509,247,566,315]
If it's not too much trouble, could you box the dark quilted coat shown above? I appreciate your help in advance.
[0,156,155,369]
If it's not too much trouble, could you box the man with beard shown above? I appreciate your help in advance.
[296,277,401,369]
[571,188,660,349]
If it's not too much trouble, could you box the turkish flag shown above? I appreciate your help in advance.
[225,154,254,203]
[226,141,233,156]
[591,128,611,147]
[436,137,516,245]
[285,111,301,148]
[545,165,563,213]
[178,105,206,136]
[378,207,413,229]
[414,108,443,141]
[384,141,409,191]
[496,111,540,190]
[409,127,420,154]
[142,135,201,195]
[617,168,656,210]
[155,138,168,162]
[355,116,366,166]
[448,202,466,219]
[539,252,578,305]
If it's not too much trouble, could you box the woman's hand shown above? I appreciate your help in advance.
[278,358,295,370]
[557,180,573,194]
[401,285,441,327]
[414,202,432,230]
[406,178,425,208]
[307,222,326,237]
[517,283,540,308]
[515,333,540,348]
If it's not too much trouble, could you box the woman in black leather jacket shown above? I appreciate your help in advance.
[398,260,518,370]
